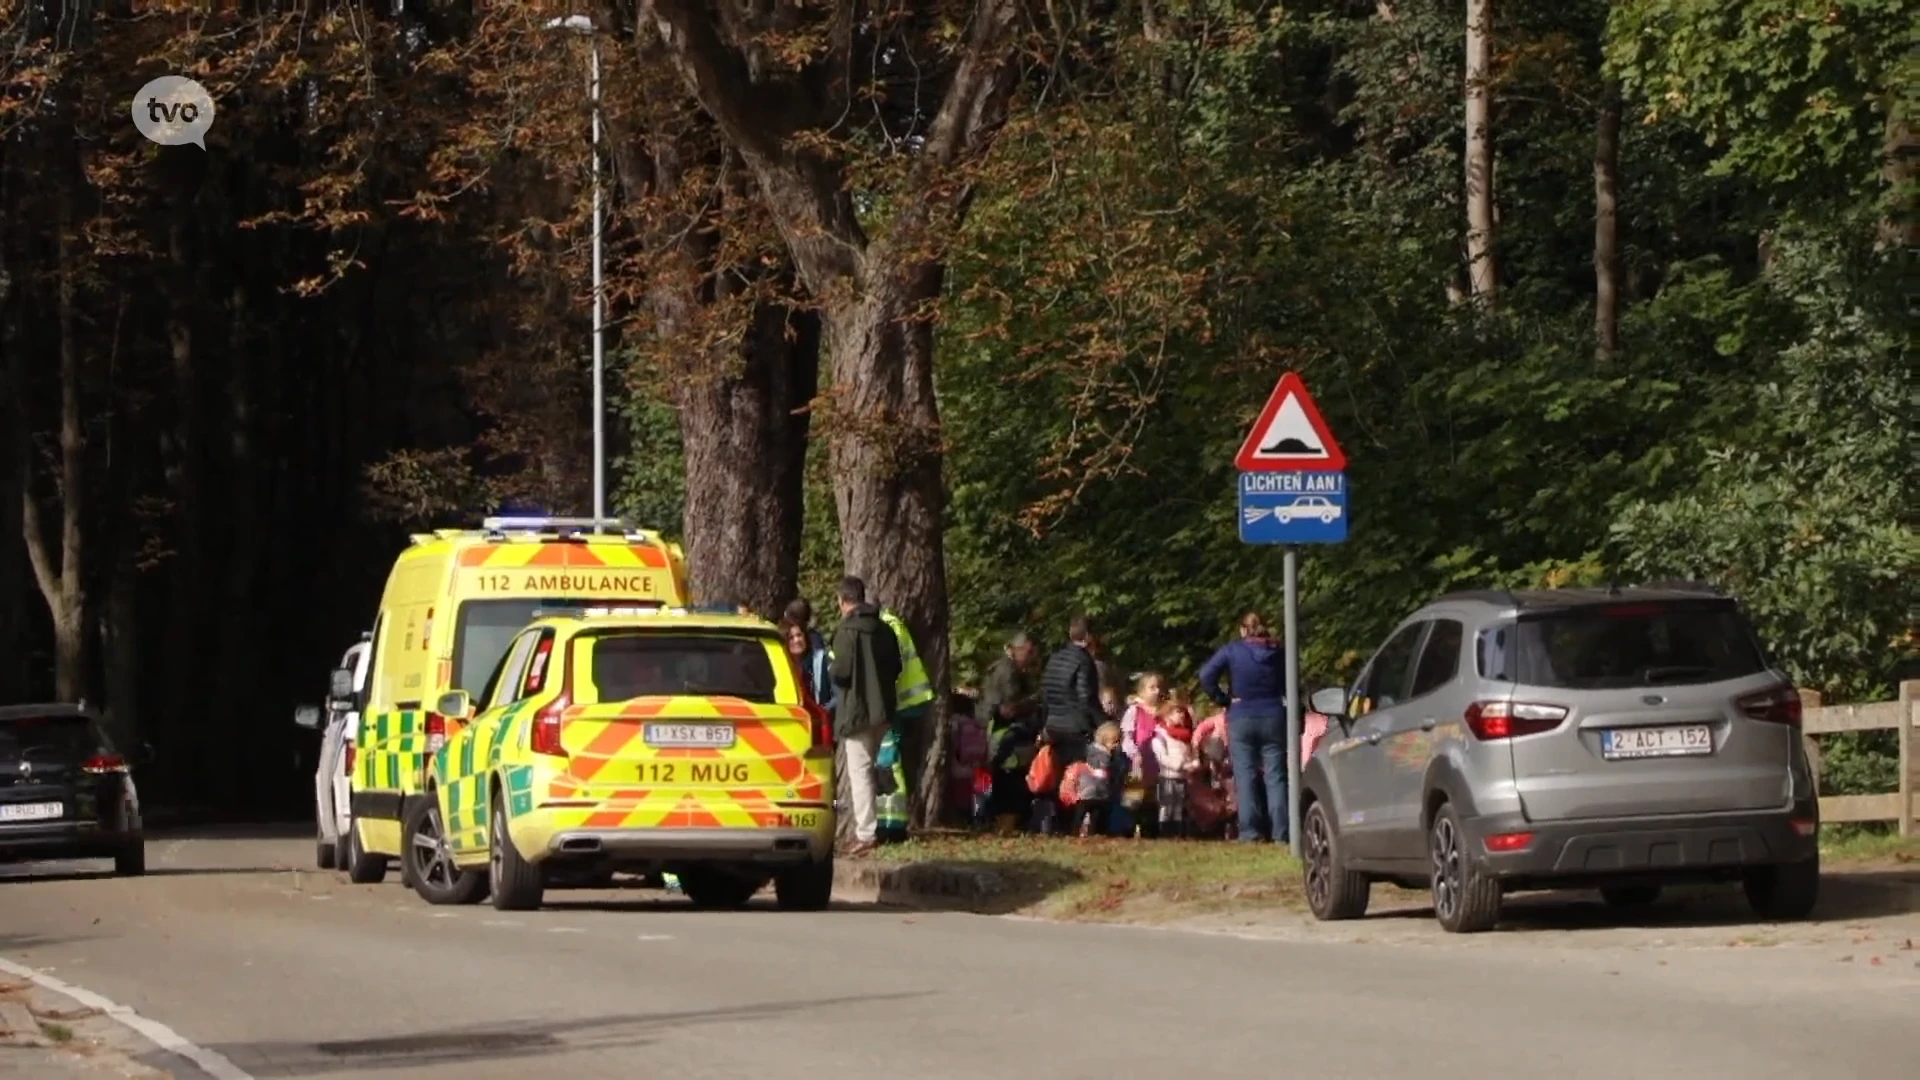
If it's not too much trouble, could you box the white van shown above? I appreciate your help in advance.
[294,636,371,869]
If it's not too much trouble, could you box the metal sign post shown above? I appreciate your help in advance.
[1231,372,1348,858]
[1282,545,1302,854]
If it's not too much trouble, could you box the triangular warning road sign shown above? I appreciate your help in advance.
[1234,372,1346,472]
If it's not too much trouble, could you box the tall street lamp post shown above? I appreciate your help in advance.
[545,14,605,524]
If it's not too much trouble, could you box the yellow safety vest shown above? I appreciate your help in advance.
[880,610,935,710]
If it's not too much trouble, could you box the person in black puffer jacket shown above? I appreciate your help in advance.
[1040,614,1104,766]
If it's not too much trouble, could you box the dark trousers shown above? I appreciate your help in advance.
[1228,707,1289,843]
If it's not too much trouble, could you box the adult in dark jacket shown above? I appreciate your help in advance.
[979,632,1041,829]
[1040,615,1104,762]
[829,576,901,855]
[1199,611,1288,843]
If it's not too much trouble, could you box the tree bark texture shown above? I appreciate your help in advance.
[1880,108,1916,248]
[1593,88,1622,364]
[633,125,822,619]
[1464,0,1496,304]
[19,216,91,703]
[642,0,1024,825]
[673,296,820,617]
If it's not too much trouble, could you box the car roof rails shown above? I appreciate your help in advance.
[1638,579,1727,596]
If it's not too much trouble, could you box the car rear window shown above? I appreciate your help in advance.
[0,715,104,760]
[586,634,784,704]
[1513,602,1767,690]
[450,598,653,696]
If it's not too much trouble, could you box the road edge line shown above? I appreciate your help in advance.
[0,956,255,1080]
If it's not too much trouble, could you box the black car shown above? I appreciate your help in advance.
[0,703,146,875]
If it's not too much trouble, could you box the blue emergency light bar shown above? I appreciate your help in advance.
[482,515,636,533]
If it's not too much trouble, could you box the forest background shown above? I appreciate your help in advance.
[0,0,1911,822]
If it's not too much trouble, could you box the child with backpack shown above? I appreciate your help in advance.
[1058,722,1125,836]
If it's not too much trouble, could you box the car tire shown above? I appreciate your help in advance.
[316,834,338,871]
[773,858,834,912]
[1429,802,1501,933]
[680,868,763,910]
[1320,512,1336,524]
[403,795,487,906]
[1743,855,1820,921]
[1599,885,1662,909]
[488,802,545,912]
[114,841,146,877]
[1275,513,1292,524]
[1302,800,1370,921]
[342,813,390,885]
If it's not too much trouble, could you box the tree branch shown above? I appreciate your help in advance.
[881,0,1022,262]
[640,0,869,291]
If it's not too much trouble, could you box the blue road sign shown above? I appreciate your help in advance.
[1239,471,1348,544]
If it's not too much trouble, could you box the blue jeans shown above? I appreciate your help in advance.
[1228,707,1288,843]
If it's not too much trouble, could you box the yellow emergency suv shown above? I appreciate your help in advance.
[397,606,836,912]
[341,516,692,885]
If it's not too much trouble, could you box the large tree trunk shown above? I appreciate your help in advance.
[644,0,1022,826]
[159,215,204,789]
[824,269,952,816]
[639,142,821,617]
[1464,0,1496,304]
[1593,87,1622,363]
[19,217,91,703]
[674,296,820,615]
[1880,108,1916,248]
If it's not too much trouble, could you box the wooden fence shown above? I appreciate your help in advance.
[1801,679,1919,836]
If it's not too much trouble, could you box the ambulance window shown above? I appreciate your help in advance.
[484,631,542,711]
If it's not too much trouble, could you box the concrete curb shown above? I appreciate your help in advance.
[832,859,1013,910]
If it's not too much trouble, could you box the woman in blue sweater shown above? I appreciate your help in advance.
[1198,611,1288,843]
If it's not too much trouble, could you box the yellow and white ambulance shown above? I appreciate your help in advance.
[339,516,691,883]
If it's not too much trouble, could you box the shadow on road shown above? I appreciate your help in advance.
[0,932,90,953]
[145,821,311,842]
[861,859,1087,915]
[545,896,882,915]
[184,992,929,1076]
[1358,870,1920,932]
[0,866,290,885]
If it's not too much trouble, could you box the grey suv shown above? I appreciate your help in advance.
[1300,585,1820,933]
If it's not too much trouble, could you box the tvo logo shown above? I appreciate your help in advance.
[130,75,216,149]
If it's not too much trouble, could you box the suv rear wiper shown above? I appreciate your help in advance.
[1642,665,1712,684]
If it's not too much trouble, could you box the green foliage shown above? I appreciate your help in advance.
[611,374,687,542]
[1605,0,1916,203]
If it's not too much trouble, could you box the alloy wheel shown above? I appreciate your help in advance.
[1304,807,1333,911]
[1430,815,1462,922]
[412,804,457,892]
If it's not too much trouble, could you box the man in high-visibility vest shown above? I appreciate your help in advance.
[879,607,936,726]
[875,606,933,840]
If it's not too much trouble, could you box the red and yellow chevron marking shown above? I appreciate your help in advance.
[513,694,829,839]
[455,541,669,569]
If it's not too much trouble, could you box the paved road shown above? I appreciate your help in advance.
[2,831,1916,1079]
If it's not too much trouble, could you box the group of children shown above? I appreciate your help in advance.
[950,673,1242,839]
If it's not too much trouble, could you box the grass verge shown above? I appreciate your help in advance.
[1819,828,1920,867]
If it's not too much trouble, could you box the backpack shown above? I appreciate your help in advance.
[1026,744,1061,795]
[952,715,990,770]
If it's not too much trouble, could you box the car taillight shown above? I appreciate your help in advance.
[82,753,127,774]
[530,694,571,758]
[424,712,447,753]
[804,699,833,757]
[1464,700,1568,740]
[1736,684,1802,727]
[343,743,357,774]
